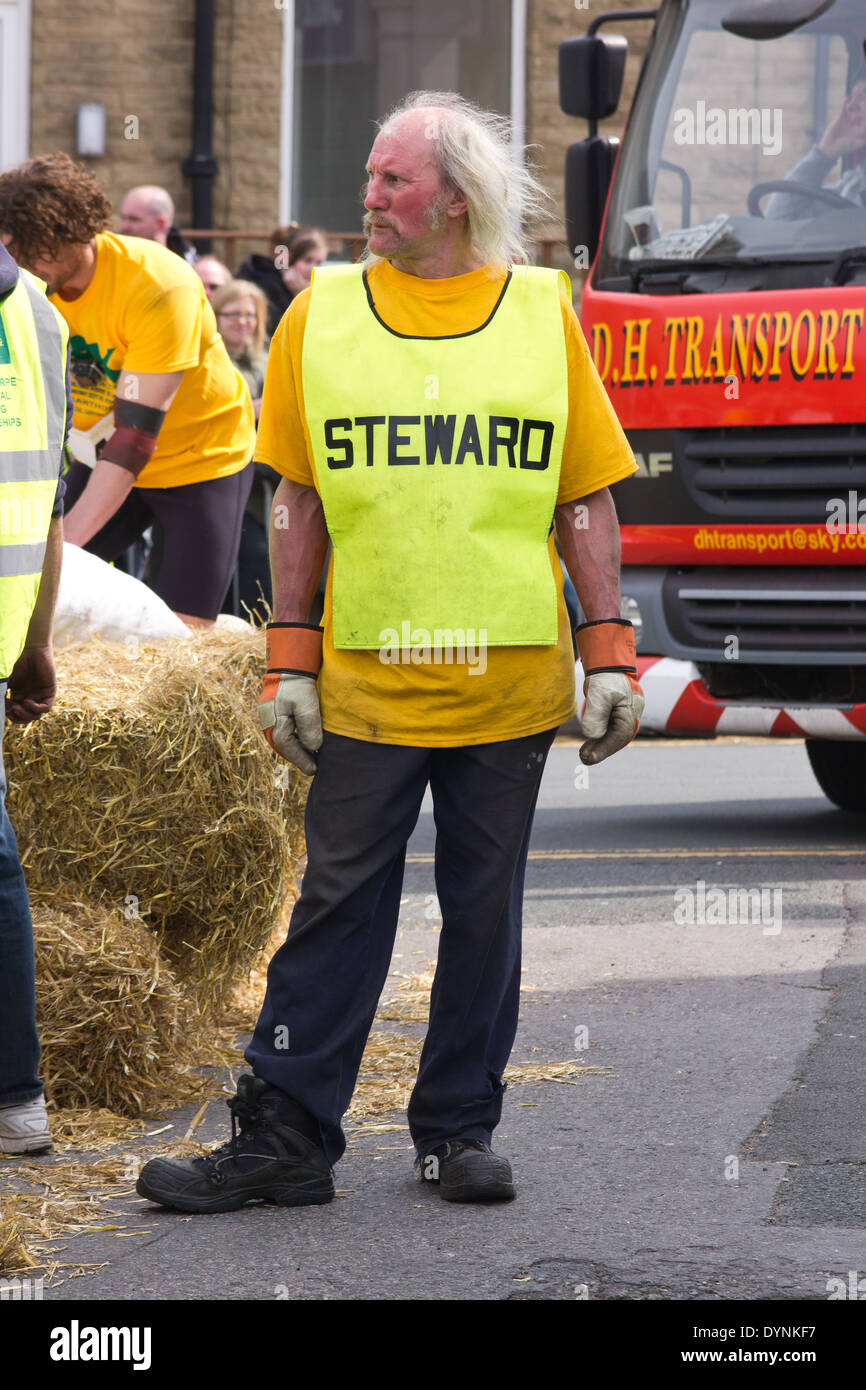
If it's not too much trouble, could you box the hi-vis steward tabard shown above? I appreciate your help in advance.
[302,263,569,648]
[0,268,69,679]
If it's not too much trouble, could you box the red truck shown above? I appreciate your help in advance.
[560,0,866,810]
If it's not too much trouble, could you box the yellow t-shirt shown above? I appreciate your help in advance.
[50,232,254,488]
[256,259,637,747]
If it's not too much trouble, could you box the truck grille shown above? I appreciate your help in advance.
[663,567,866,654]
[680,424,866,520]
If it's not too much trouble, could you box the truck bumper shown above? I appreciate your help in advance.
[574,655,866,739]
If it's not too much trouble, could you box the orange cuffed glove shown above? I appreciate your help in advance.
[575,617,645,766]
[258,622,324,775]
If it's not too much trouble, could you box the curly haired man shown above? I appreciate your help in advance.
[0,153,255,626]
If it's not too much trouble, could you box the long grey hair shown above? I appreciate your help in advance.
[364,90,550,267]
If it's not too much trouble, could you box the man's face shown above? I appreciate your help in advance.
[1,235,84,295]
[195,257,230,300]
[120,193,164,241]
[363,116,453,262]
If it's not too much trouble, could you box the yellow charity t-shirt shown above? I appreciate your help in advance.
[49,232,254,488]
[255,258,638,747]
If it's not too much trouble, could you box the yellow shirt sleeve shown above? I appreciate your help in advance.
[557,288,637,503]
[122,284,204,375]
[255,291,315,486]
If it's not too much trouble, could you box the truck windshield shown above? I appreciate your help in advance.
[598,0,866,286]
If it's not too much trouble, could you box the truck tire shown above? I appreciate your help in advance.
[805,740,866,812]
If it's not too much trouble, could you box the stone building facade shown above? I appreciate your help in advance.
[22,0,284,266]
[1,0,653,267]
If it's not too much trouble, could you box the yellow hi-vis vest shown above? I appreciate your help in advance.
[302,263,569,649]
[0,268,69,679]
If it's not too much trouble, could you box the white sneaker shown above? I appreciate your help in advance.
[0,1096,53,1154]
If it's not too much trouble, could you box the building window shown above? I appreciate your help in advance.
[292,0,513,229]
[0,0,30,171]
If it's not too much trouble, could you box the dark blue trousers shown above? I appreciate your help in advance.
[246,726,556,1166]
[0,682,43,1106]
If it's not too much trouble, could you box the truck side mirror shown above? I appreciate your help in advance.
[559,34,627,121]
[565,136,619,267]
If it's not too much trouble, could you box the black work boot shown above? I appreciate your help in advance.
[136,1074,335,1213]
[419,1139,515,1203]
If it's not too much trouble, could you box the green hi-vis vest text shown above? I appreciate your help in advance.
[302,264,569,649]
[0,269,69,680]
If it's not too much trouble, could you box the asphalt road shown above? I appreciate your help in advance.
[17,736,866,1303]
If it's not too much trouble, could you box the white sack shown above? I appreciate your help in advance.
[54,542,191,644]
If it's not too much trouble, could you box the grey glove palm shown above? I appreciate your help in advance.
[259,673,322,775]
[580,672,645,765]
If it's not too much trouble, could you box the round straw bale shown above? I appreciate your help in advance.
[6,627,308,1016]
[31,897,217,1116]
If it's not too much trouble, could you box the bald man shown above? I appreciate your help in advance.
[120,186,196,264]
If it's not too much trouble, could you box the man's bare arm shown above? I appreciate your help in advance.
[269,475,330,622]
[554,487,622,623]
[5,516,63,723]
[23,515,63,649]
[61,460,136,547]
[63,369,183,546]
[555,487,644,765]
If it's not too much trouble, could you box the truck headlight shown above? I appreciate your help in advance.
[621,596,643,647]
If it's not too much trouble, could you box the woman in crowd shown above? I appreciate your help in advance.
[213,278,277,621]
[212,279,269,420]
[236,225,328,337]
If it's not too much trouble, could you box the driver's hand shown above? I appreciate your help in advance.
[819,86,866,159]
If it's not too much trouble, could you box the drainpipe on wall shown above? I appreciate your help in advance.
[510,0,527,157]
[181,0,219,254]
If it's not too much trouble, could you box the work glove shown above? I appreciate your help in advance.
[575,618,645,766]
[258,622,324,776]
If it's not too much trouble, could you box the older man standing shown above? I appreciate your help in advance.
[137,91,642,1213]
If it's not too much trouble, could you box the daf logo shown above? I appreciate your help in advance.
[633,450,673,479]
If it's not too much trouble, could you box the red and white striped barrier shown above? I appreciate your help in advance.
[575,656,866,739]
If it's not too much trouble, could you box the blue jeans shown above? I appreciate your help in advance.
[0,682,43,1105]
[246,726,556,1166]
